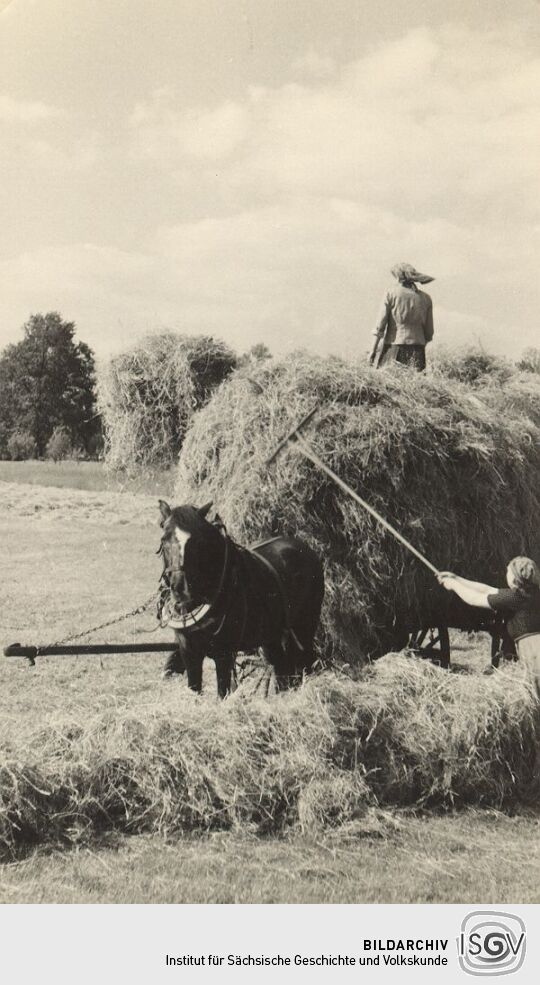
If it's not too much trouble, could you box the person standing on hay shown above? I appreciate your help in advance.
[438,557,540,693]
[369,263,435,371]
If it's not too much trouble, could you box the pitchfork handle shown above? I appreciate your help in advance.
[295,438,440,577]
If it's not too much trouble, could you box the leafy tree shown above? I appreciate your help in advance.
[0,312,99,457]
[7,430,37,461]
[516,347,540,374]
[45,426,72,462]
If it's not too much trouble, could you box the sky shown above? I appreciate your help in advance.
[1,0,539,361]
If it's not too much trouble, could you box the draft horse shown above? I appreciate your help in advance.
[158,501,325,696]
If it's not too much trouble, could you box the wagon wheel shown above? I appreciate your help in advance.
[408,626,450,669]
[235,650,275,695]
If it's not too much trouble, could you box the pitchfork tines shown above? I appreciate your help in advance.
[265,405,319,466]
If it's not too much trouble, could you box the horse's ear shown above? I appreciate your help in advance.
[198,501,213,519]
[158,500,172,526]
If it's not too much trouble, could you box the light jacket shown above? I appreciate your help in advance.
[373,283,434,346]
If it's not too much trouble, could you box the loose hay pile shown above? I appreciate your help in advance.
[97,333,237,471]
[0,658,538,856]
[175,353,540,660]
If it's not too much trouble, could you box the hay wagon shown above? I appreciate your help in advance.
[266,403,521,672]
[405,614,513,670]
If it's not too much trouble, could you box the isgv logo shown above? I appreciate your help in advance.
[457,911,526,977]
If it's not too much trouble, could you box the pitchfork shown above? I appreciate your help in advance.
[266,405,440,577]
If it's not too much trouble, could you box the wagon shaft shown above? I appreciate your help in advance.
[4,642,177,665]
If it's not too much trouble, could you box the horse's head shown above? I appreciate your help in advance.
[158,500,224,613]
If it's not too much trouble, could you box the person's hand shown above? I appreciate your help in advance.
[437,571,457,588]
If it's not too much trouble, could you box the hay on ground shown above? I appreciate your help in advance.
[97,333,237,471]
[0,657,538,856]
[175,353,540,661]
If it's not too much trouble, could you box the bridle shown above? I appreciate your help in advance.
[157,524,231,632]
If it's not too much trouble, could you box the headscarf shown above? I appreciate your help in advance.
[507,556,540,591]
[391,263,434,286]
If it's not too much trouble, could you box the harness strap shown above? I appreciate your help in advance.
[249,547,305,652]
[250,535,283,551]
[159,528,304,653]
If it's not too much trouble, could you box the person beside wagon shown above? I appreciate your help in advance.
[438,557,540,693]
[369,263,435,371]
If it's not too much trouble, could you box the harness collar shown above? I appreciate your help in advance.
[159,529,231,632]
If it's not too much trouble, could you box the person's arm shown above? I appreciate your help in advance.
[423,296,434,344]
[369,292,390,364]
[439,572,498,594]
[438,572,496,609]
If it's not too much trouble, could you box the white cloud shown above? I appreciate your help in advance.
[291,49,335,79]
[121,26,540,355]
[0,94,62,122]
[128,25,540,228]
[229,27,540,227]
[129,89,249,161]
[0,93,100,180]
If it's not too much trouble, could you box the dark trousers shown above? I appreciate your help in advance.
[380,344,426,372]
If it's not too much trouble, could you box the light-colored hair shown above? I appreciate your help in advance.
[507,556,540,590]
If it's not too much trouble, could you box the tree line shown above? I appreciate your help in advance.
[0,313,273,461]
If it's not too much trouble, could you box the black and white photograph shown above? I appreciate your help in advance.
[0,0,539,977]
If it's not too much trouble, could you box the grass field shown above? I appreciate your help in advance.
[1,462,539,904]
[2,814,539,904]
[0,459,175,497]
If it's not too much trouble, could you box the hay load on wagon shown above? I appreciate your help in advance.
[97,332,237,472]
[175,353,540,662]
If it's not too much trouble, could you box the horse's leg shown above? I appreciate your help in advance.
[214,652,233,699]
[262,642,295,691]
[296,643,314,675]
[289,581,324,675]
[177,634,204,693]
[162,635,186,679]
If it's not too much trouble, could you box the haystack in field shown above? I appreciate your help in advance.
[175,353,540,660]
[97,333,237,470]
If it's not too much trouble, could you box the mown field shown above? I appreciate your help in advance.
[0,459,175,496]
[1,463,539,904]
